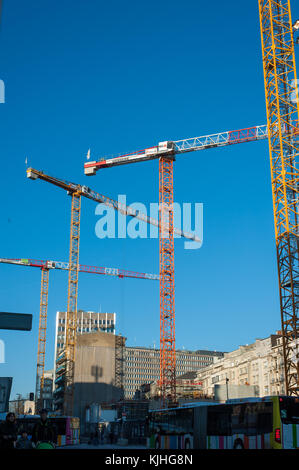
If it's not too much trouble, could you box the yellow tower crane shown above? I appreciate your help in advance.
[27,167,198,415]
[258,0,299,395]
[37,267,49,410]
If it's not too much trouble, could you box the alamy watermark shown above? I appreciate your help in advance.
[0,80,4,103]
[291,338,299,366]
[0,339,5,363]
[94,196,203,250]
[291,79,299,103]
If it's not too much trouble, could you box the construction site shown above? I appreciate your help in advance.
[1,0,299,451]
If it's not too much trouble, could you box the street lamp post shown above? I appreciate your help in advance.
[226,378,229,401]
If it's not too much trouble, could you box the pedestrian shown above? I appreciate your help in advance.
[100,427,104,444]
[32,409,57,449]
[92,429,99,446]
[88,432,94,445]
[0,412,18,449]
[15,428,35,449]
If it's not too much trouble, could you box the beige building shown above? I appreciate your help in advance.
[9,399,35,416]
[73,332,124,419]
[54,331,125,431]
[195,334,285,399]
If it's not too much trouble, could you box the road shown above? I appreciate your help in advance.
[59,443,147,450]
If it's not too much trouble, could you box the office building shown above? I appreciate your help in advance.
[124,346,224,398]
[54,310,116,359]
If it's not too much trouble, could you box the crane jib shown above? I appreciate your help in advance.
[84,124,269,175]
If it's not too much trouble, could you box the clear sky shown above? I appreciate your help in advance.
[1,0,299,399]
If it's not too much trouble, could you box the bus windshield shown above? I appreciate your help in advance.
[279,397,299,424]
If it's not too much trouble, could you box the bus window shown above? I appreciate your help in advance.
[256,403,273,434]
[175,408,193,434]
[231,402,273,436]
[246,403,258,435]
[207,405,231,436]
[168,411,177,433]
[279,397,299,424]
[246,402,272,435]
[231,404,247,434]
[152,411,169,434]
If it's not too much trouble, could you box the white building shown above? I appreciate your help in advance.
[195,334,285,399]
[54,310,116,359]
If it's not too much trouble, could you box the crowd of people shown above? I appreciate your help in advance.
[87,425,118,446]
[0,409,57,450]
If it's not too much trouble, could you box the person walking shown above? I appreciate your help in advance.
[109,429,114,444]
[32,409,57,449]
[100,427,105,444]
[0,412,18,449]
[92,429,99,446]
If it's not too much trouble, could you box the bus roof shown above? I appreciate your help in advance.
[226,395,277,404]
[150,401,220,412]
[149,395,296,413]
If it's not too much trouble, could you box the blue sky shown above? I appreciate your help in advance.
[1,0,299,399]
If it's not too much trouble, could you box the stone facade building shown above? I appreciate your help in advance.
[195,334,285,399]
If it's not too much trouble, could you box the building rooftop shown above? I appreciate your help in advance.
[125,345,224,355]
[176,371,198,380]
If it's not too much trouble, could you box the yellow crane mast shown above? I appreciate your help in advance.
[36,267,49,410]
[258,0,299,395]
[27,169,92,415]
[64,193,81,416]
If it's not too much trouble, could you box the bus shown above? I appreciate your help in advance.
[16,415,80,447]
[147,396,299,449]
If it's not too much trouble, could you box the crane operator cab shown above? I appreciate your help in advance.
[158,141,175,158]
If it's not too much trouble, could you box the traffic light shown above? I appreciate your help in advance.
[29,392,34,401]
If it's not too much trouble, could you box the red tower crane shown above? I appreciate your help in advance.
[84,123,269,403]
